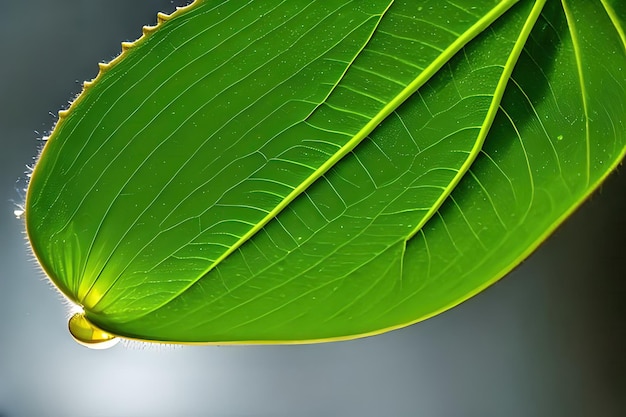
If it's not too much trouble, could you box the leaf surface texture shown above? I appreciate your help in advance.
[26,0,626,343]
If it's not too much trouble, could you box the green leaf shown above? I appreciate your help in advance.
[25,0,626,346]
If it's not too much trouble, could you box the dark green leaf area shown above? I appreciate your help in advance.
[422,0,626,311]
[94,1,539,342]
[355,0,626,338]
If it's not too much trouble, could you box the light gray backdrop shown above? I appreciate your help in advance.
[1,2,624,416]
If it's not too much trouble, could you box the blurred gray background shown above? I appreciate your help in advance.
[1,2,624,416]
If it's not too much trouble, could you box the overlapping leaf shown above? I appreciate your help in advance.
[25,0,626,344]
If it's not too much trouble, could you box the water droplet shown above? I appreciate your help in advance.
[557,134,564,141]
[14,209,24,219]
[68,312,119,349]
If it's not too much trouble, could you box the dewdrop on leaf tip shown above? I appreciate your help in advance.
[68,312,119,350]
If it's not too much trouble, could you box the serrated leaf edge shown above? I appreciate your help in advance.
[56,2,198,120]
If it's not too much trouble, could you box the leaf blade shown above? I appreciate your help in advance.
[24,0,626,345]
